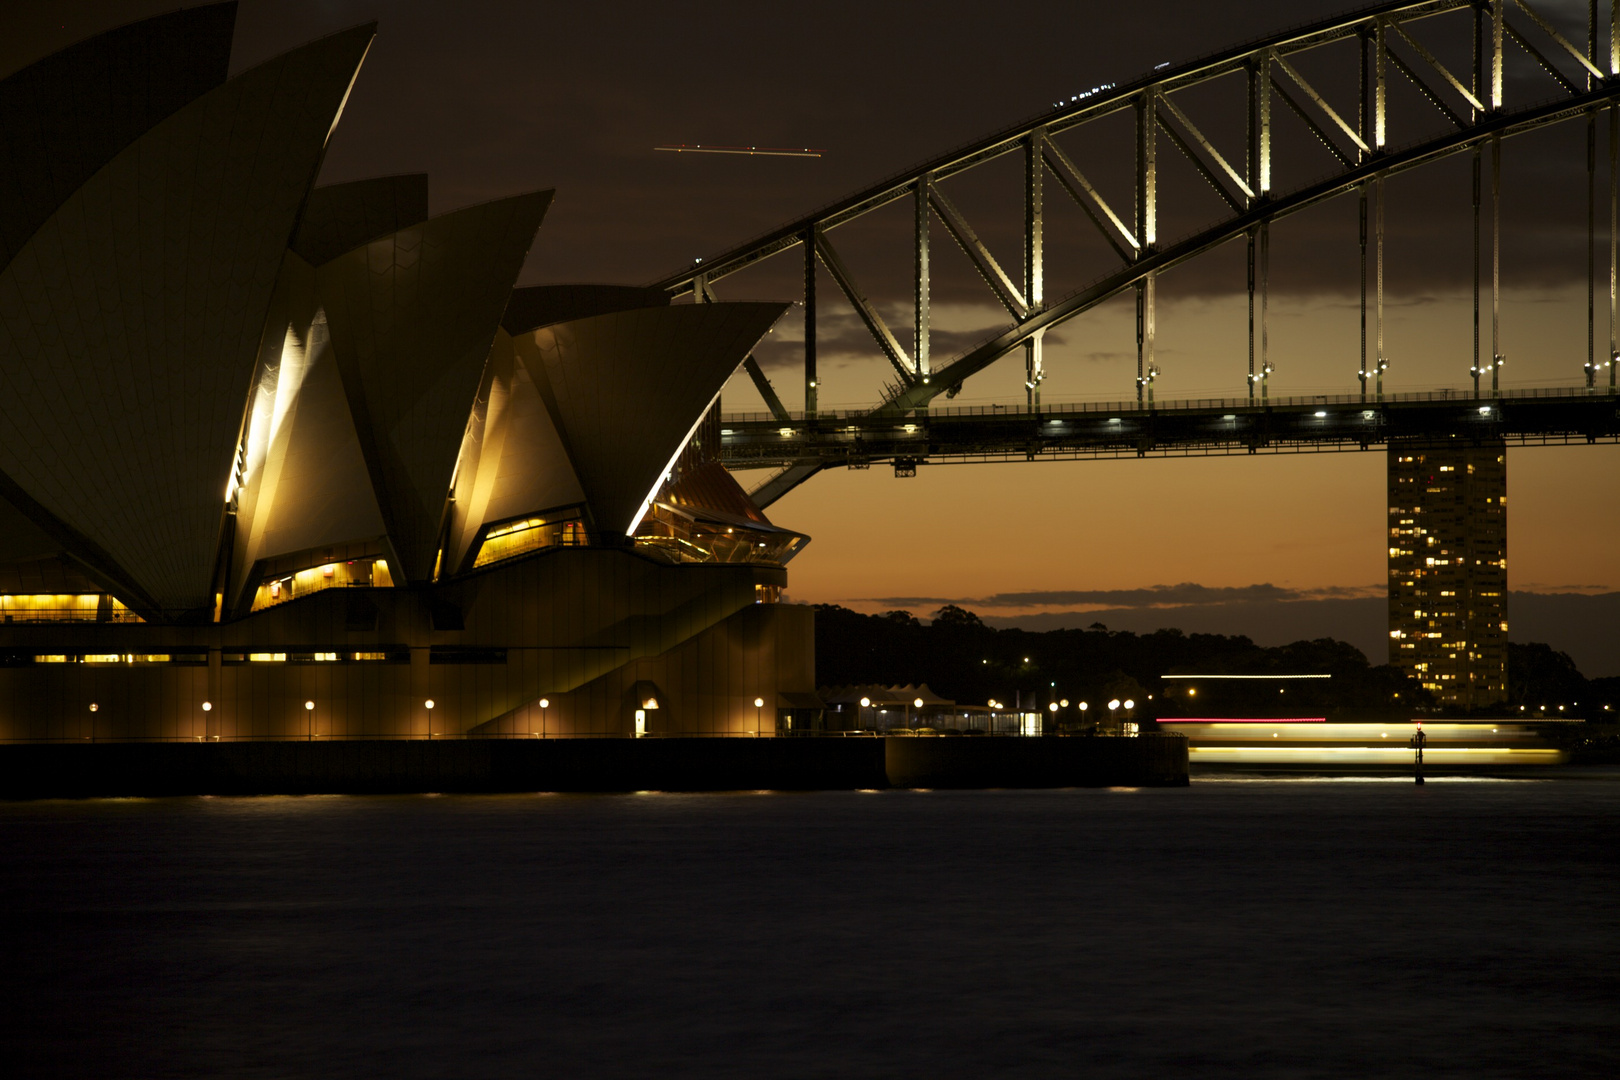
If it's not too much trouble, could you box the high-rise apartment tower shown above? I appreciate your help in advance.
[1387,440,1508,708]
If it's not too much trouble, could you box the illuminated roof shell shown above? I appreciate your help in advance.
[515,302,788,537]
[0,23,376,618]
[316,189,553,582]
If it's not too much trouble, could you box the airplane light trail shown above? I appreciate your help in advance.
[655,144,823,157]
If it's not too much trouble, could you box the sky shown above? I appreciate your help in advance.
[9,0,1618,671]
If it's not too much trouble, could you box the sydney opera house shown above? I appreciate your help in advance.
[0,5,815,741]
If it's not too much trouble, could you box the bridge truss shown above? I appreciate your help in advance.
[652,0,1620,504]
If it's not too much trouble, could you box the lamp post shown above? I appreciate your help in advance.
[860,696,870,732]
[425,698,435,740]
[1078,701,1089,730]
[202,700,212,743]
[754,697,764,737]
[89,702,98,743]
[538,697,549,739]
[913,696,924,731]
[1108,698,1120,731]
[305,699,314,740]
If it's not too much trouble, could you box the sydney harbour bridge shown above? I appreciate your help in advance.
[653,0,1620,506]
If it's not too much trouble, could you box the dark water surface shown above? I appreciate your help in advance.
[1,780,1615,1079]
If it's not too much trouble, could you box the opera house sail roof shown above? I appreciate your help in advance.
[0,4,799,631]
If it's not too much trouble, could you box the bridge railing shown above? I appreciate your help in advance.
[719,385,1616,425]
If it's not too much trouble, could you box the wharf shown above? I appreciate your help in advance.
[0,734,1188,798]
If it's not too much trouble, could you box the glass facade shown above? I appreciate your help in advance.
[0,594,141,623]
[250,557,393,612]
[473,510,587,569]
[634,503,803,566]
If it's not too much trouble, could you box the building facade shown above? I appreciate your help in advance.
[1387,439,1508,708]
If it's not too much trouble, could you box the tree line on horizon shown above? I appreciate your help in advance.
[814,604,1619,720]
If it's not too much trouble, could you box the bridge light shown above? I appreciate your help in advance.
[1314,410,1326,418]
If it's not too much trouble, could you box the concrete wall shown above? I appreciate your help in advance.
[481,602,815,737]
[0,735,1188,797]
[0,549,793,740]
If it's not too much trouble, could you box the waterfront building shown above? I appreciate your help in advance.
[0,5,814,741]
[1386,440,1508,707]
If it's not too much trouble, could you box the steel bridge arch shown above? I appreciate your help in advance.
[879,89,1620,413]
[652,0,1620,501]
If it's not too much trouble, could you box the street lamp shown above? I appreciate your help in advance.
[1078,701,1089,727]
[754,697,764,737]
[538,697,549,738]
[1048,700,1058,735]
[1108,699,1120,729]
[305,699,314,740]
[425,698,435,740]
[913,696,924,730]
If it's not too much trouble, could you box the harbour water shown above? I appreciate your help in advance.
[2,778,1615,1078]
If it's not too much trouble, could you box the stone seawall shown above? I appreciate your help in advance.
[0,735,1188,798]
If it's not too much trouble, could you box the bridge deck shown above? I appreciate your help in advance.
[718,388,1620,470]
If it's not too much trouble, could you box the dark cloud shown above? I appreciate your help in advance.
[867,582,1384,609]
[12,1,1602,304]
